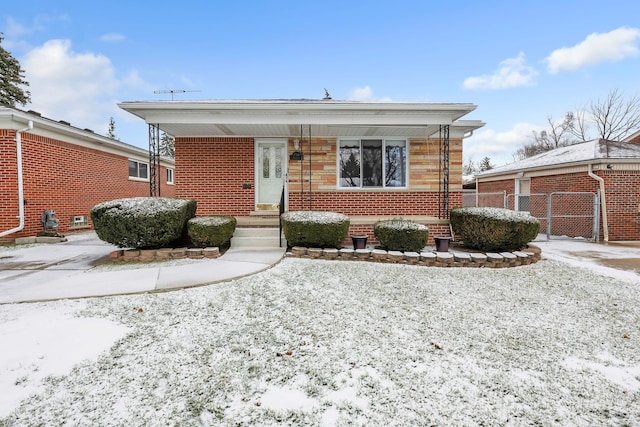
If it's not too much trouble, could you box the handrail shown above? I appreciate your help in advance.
[279,185,285,247]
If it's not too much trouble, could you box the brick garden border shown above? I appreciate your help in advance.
[109,247,221,262]
[286,245,542,268]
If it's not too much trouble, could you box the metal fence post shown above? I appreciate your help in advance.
[546,193,552,240]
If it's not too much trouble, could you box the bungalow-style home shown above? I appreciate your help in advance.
[118,98,484,245]
[0,106,175,243]
[474,138,640,242]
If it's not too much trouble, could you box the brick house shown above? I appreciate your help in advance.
[1,106,175,243]
[474,139,640,241]
[119,99,483,245]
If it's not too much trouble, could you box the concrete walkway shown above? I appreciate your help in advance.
[0,233,285,304]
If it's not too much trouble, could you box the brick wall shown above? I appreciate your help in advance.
[175,137,255,215]
[177,136,463,217]
[1,130,175,242]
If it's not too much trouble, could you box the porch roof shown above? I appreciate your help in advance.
[118,99,484,139]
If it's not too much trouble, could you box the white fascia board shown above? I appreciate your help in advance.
[1,108,173,166]
[118,101,477,126]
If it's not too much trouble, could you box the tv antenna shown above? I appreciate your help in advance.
[153,89,201,100]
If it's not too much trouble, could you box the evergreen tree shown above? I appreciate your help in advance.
[160,132,175,158]
[479,156,493,171]
[0,33,31,107]
[106,117,119,140]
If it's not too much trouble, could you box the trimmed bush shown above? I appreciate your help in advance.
[281,211,349,248]
[450,207,540,252]
[187,216,237,248]
[91,197,197,249]
[374,219,429,252]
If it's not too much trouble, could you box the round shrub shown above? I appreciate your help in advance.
[90,197,197,249]
[187,216,237,248]
[281,211,349,248]
[450,207,540,252]
[374,219,429,252]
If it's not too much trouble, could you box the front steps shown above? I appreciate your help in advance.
[230,227,285,249]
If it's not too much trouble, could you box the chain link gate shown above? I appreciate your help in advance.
[465,191,600,241]
[506,192,599,241]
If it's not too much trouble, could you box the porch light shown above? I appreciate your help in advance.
[290,139,304,160]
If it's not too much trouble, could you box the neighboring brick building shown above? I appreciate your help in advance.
[474,139,640,241]
[1,107,175,243]
[119,99,484,244]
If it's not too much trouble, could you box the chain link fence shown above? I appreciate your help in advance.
[463,191,600,241]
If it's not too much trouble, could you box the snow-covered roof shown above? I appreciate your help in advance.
[476,139,640,177]
[0,106,174,166]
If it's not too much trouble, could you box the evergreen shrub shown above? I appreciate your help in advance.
[374,219,429,252]
[187,216,237,248]
[90,197,197,249]
[450,207,540,252]
[281,211,350,248]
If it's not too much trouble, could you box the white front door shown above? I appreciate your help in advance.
[256,139,287,210]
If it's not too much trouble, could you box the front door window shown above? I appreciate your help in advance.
[257,140,286,210]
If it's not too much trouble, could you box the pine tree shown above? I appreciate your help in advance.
[106,117,119,140]
[160,132,175,158]
[0,33,31,107]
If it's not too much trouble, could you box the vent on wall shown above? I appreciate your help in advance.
[70,215,89,228]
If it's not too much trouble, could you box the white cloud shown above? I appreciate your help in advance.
[100,32,126,43]
[464,122,544,166]
[463,53,538,90]
[347,85,393,102]
[21,39,150,134]
[348,85,374,100]
[545,27,640,74]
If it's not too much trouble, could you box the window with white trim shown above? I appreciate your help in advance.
[338,139,407,188]
[167,168,174,184]
[128,160,148,180]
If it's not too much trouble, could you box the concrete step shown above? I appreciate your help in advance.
[231,227,285,248]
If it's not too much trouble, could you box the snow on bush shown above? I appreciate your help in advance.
[374,219,429,252]
[91,197,197,249]
[187,215,237,248]
[450,207,540,252]
[281,211,350,248]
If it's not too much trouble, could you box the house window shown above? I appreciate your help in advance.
[128,160,148,180]
[167,168,174,184]
[338,139,407,188]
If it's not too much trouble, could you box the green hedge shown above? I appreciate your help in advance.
[90,197,197,249]
[281,211,350,248]
[374,219,429,252]
[450,207,540,252]
[187,216,237,248]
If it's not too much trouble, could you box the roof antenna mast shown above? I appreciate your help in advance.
[153,89,201,100]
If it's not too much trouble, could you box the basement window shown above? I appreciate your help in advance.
[338,139,408,188]
[128,160,149,180]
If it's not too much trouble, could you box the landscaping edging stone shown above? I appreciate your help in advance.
[109,247,221,262]
[286,244,541,268]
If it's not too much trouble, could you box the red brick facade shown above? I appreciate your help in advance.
[1,129,175,242]
[478,170,640,241]
[175,136,462,245]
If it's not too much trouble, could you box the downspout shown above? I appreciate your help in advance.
[0,120,33,238]
[588,164,608,242]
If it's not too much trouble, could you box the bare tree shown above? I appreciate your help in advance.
[515,89,640,160]
[588,88,640,141]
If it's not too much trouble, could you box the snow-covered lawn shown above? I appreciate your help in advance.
[1,257,639,425]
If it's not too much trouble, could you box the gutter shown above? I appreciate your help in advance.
[0,120,33,238]
[588,164,609,242]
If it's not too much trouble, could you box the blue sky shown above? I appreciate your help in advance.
[3,1,639,165]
